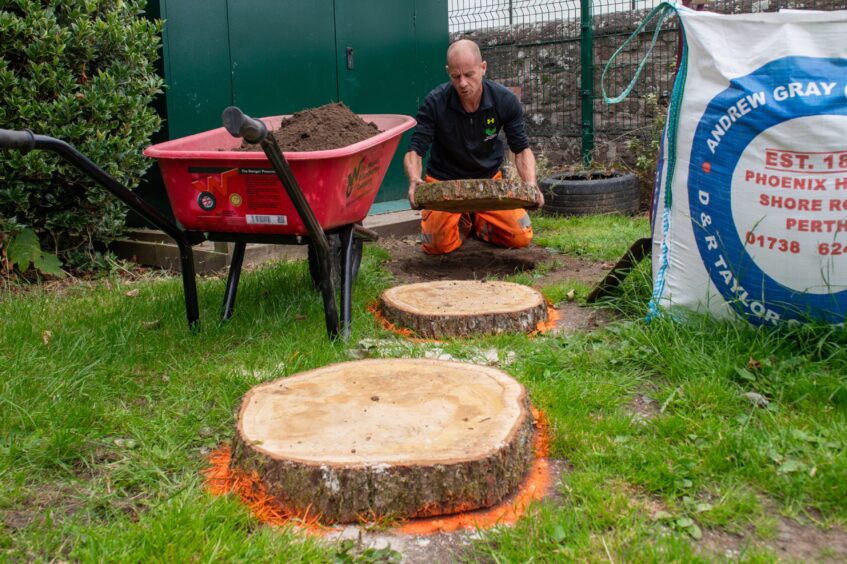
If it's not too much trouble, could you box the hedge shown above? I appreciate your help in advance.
[0,0,163,270]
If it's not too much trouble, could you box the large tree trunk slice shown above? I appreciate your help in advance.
[416,179,539,212]
[231,358,534,523]
[379,280,547,338]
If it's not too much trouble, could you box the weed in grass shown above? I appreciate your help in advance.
[356,510,402,534]
[333,538,401,563]
[528,277,592,306]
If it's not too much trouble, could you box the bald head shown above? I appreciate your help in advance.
[446,39,482,65]
[445,40,487,111]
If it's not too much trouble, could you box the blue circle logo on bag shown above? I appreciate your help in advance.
[688,56,847,325]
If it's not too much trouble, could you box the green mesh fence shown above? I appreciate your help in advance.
[448,0,846,155]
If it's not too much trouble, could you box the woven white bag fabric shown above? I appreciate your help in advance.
[608,4,847,325]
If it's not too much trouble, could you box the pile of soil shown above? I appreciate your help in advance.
[237,102,380,152]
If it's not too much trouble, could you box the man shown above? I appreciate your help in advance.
[404,39,544,255]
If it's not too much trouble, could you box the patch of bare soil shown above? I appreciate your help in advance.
[618,485,847,562]
[699,516,847,562]
[379,235,609,286]
[627,393,661,425]
[1,482,87,535]
[377,235,616,334]
[553,302,616,336]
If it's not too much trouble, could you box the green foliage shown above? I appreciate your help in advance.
[625,93,668,198]
[0,0,163,270]
[3,226,64,276]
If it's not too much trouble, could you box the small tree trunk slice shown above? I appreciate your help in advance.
[379,280,547,338]
[416,179,539,212]
[231,358,534,523]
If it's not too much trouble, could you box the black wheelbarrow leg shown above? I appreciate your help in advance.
[0,129,204,329]
[221,242,247,320]
[222,107,340,339]
[339,224,356,339]
[178,244,201,328]
[313,241,340,339]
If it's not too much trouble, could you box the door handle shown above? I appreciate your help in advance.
[346,47,354,70]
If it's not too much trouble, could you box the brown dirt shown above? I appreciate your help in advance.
[628,393,661,424]
[376,235,617,334]
[617,485,847,562]
[237,102,379,152]
[699,515,847,562]
[378,235,609,286]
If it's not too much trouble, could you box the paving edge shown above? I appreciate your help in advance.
[111,210,421,274]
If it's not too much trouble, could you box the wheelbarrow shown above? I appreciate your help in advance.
[0,107,416,340]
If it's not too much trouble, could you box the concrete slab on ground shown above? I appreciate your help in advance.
[112,209,421,274]
[362,209,420,238]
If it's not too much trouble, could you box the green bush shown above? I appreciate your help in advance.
[0,0,163,270]
[625,93,668,206]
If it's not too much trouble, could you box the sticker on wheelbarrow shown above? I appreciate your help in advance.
[197,191,216,211]
[688,56,847,325]
[246,214,287,225]
[345,156,381,204]
[189,167,282,215]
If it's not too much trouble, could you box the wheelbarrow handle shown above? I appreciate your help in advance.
[222,106,267,144]
[0,129,36,153]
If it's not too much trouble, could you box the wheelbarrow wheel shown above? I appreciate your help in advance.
[307,234,363,289]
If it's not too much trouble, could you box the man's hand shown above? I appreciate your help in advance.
[514,148,541,209]
[526,183,544,210]
[408,178,424,210]
[403,151,425,210]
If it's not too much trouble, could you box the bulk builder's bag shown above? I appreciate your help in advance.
[606,4,847,325]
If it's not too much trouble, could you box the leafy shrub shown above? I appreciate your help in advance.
[625,93,668,206]
[1,223,64,278]
[0,0,163,271]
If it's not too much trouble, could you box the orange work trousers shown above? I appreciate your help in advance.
[420,172,533,255]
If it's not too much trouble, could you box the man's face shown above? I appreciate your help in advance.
[446,51,486,104]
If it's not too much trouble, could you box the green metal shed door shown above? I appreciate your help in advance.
[334,1,419,203]
[228,0,338,118]
[160,0,232,137]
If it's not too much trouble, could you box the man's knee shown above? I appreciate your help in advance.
[510,228,533,248]
[420,211,467,254]
[475,209,533,248]
[421,234,462,254]
[484,226,532,248]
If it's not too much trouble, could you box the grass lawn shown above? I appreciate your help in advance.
[1,212,846,562]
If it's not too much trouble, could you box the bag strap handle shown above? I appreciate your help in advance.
[601,2,680,104]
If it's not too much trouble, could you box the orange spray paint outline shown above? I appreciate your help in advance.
[203,408,553,536]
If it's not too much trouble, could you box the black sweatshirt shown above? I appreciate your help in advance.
[407,79,530,180]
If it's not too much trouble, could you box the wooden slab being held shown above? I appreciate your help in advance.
[231,358,535,523]
[415,178,540,212]
[380,280,547,338]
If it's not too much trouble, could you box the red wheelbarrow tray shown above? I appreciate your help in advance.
[144,114,416,235]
